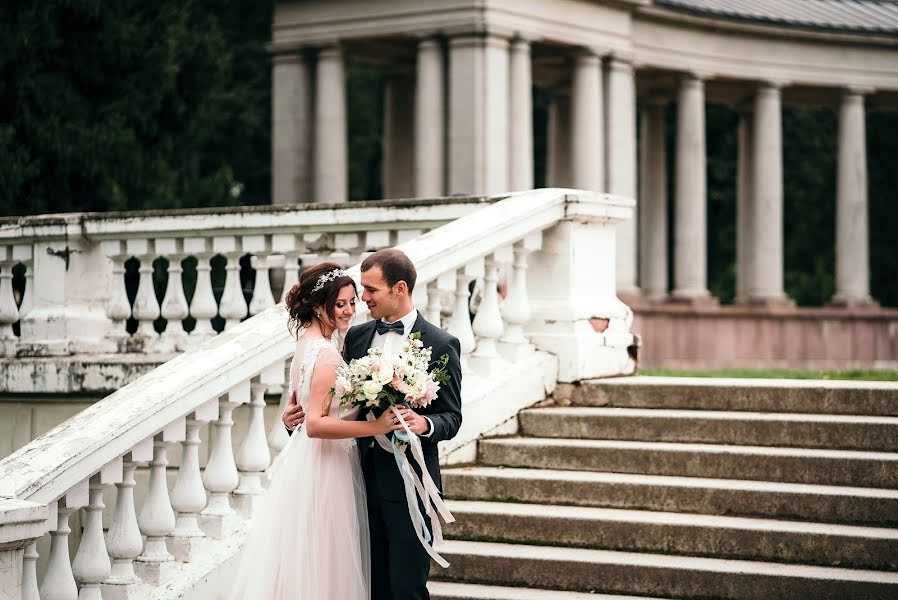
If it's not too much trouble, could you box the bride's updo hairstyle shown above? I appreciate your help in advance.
[285,261,357,337]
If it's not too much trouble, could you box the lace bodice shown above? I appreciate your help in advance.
[289,335,359,421]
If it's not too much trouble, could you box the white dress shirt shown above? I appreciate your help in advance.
[369,309,435,437]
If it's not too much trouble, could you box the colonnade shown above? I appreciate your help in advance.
[271,37,874,307]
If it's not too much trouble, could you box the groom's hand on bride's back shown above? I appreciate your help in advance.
[282,389,305,434]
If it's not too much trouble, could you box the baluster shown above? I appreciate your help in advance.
[104,442,151,598]
[499,240,536,360]
[426,280,443,327]
[73,461,122,600]
[199,383,246,539]
[272,234,300,302]
[216,236,247,330]
[234,378,274,516]
[248,256,275,316]
[128,239,161,345]
[243,235,274,316]
[0,247,18,355]
[22,542,39,600]
[100,241,132,351]
[185,241,218,343]
[134,424,182,586]
[40,482,88,600]
[168,413,208,562]
[280,253,300,302]
[471,253,506,372]
[267,360,292,456]
[156,239,189,353]
[447,266,477,361]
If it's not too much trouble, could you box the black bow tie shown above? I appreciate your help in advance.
[375,320,405,336]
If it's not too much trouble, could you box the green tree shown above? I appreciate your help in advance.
[0,0,271,216]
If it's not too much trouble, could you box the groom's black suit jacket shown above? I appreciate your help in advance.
[344,313,463,501]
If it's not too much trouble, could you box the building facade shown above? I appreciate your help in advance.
[269,0,898,368]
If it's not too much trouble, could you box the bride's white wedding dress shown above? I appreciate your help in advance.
[229,335,370,600]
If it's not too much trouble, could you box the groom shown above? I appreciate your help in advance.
[283,248,463,600]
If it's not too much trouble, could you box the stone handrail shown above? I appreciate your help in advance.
[0,188,634,600]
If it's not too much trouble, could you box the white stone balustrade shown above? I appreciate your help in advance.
[0,199,493,358]
[0,189,634,599]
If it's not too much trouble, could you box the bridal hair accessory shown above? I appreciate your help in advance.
[311,268,347,293]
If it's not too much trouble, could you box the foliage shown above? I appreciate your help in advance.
[0,0,271,216]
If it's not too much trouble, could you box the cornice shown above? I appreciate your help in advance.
[637,5,898,48]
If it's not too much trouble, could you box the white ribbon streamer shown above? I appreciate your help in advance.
[367,406,455,567]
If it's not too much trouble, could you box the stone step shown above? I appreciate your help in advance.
[442,466,898,526]
[435,540,898,600]
[442,500,898,570]
[428,581,662,600]
[518,406,898,451]
[477,438,898,488]
[565,376,898,416]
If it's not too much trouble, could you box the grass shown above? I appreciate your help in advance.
[639,368,898,382]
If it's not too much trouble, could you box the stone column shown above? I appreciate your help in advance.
[639,96,668,302]
[314,44,347,203]
[271,50,312,205]
[447,32,510,196]
[414,37,445,197]
[748,82,789,304]
[383,75,415,199]
[832,88,874,306]
[735,107,754,303]
[671,73,712,302]
[570,49,603,192]
[606,56,639,298]
[546,93,572,187]
[509,37,534,191]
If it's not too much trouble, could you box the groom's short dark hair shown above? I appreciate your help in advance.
[361,248,417,293]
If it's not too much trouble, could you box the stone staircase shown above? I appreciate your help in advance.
[429,377,898,600]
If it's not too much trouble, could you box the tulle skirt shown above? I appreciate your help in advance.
[229,428,370,600]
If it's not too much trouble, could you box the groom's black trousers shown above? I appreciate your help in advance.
[364,449,432,600]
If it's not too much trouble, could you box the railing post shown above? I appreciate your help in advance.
[234,373,277,517]
[168,411,210,563]
[267,360,292,456]
[499,236,539,361]
[470,251,507,372]
[100,241,132,352]
[21,542,40,600]
[217,236,248,330]
[199,383,246,539]
[127,239,161,348]
[72,461,121,600]
[103,440,152,599]
[156,239,189,353]
[245,235,276,317]
[526,192,636,381]
[134,425,182,586]
[447,264,478,372]
[40,483,89,600]
[184,239,218,344]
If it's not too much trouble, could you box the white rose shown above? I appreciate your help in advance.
[362,381,383,400]
[374,364,394,385]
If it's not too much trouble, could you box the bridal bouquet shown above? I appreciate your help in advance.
[333,333,450,416]
[332,332,455,568]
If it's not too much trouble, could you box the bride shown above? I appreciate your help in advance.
[229,261,403,600]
